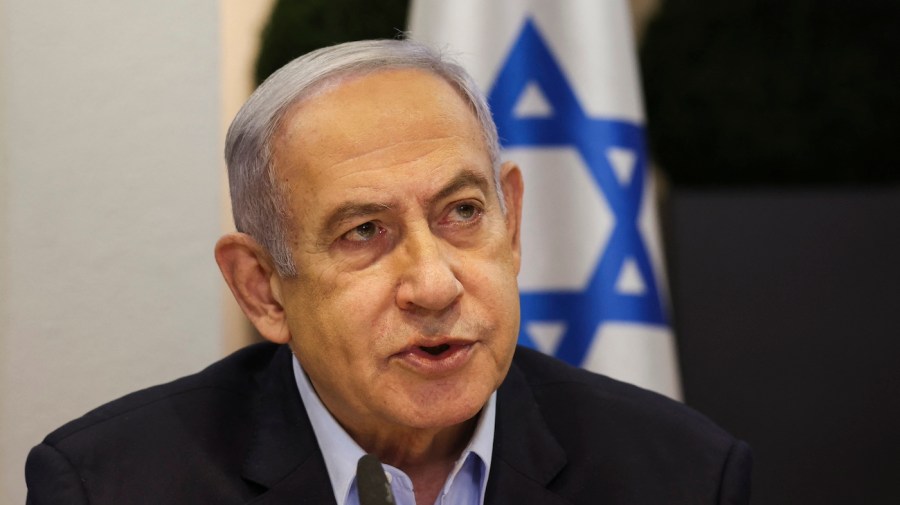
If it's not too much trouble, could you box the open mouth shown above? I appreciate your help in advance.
[397,342,474,374]
[419,344,451,356]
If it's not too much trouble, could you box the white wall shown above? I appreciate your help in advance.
[0,1,223,502]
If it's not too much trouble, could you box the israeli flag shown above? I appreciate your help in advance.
[409,0,681,399]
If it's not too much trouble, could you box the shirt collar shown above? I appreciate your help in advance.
[291,354,496,504]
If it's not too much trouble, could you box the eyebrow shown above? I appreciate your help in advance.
[319,168,493,238]
[426,169,492,209]
[321,201,393,239]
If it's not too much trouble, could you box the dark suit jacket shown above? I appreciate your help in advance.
[26,344,751,504]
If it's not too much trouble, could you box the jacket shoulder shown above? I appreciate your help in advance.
[512,345,725,437]
[26,343,288,504]
[42,342,281,445]
[506,347,752,504]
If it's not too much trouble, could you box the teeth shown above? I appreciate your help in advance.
[420,344,451,356]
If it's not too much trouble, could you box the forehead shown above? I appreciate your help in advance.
[274,68,485,173]
[270,69,492,221]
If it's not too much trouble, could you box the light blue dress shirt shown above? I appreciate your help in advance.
[292,356,495,505]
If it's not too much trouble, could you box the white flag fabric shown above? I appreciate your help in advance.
[409,0,681,400]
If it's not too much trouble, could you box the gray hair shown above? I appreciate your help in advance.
[224,39,502,277]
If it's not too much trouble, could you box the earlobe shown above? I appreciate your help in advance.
[214,233,291,344]
[500,161,524,272]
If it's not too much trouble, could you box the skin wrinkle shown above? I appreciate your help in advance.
[319,135,460,175]
[273,110,504,268]
[306,168,494,266]
[320,202,393,245]
[275,134,491,255]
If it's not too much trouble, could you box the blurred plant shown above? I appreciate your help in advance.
[256,0,410,85]
[640,0,900,185]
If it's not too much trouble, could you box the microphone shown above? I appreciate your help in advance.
[357,453,396,505]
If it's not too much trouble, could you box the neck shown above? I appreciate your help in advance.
[357,417,476,468]
[353,419,478,505]
[332,410,479,505]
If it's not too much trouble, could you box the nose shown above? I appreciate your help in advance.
[395,228,463,312]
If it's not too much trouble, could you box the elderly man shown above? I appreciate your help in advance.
[26,40,751,504]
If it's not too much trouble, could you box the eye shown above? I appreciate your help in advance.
[447,202,483,223]
[342,221,383,242]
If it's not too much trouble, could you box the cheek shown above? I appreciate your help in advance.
[333,265,397,313]
[465,246,519,296]
[459,256,521,345]
[299,268,399,353]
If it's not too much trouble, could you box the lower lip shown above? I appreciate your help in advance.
[394,343,475,376]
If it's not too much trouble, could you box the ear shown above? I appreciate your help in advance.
[499,161,524,273]
[214,233,291,344]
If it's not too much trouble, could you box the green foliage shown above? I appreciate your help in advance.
[255,0,410,85]
[640,0,900,185]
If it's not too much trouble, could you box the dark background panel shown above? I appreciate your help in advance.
[665,188,900,504]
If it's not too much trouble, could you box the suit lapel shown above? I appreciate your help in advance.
[242,346,337,505]
[486,358,571,505]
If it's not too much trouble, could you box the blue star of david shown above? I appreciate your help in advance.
[488,18,667,366]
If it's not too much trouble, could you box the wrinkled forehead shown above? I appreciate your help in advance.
[272,68,487,175]
[276,66,482,141]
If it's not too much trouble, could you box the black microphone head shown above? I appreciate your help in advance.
[356,453,396,505]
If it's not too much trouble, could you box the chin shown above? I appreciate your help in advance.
[398,385,493,430]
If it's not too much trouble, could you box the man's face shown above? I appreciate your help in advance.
[271,69,522,435]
